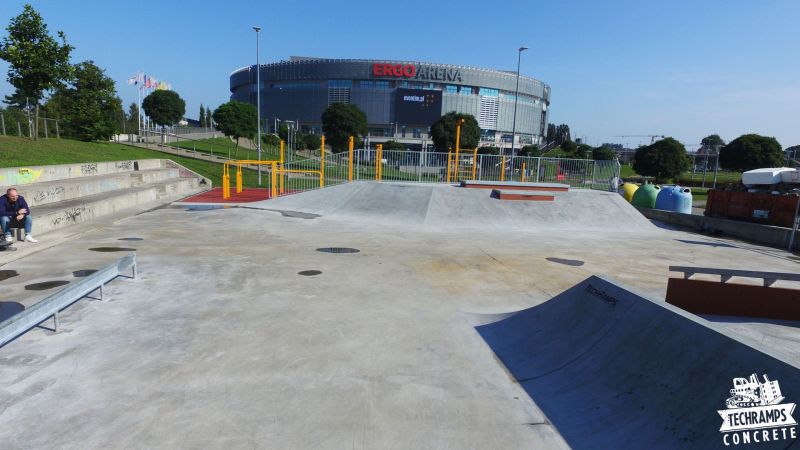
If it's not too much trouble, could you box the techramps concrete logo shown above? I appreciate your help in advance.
[718,374,797,446]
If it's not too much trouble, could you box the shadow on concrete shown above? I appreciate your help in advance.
[24,280,70,291]
[675,239,737,248]
[0,301,24,321]
[0,270,20,282]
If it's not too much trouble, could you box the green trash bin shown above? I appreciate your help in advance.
[631,183,660,208]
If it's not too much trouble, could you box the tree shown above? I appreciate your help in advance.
[701,134,725,150]
[546,123,556,144]
[518,144,540,157]
[321,103,368,152]
[478,146,500,155]
[142,90,185,126]
[632,137,690,182]
[47,61,122,141]
[719,134,783,172]
[429,111,480,151]
[592,145,616,160]
[0,4,73,139]
[125,102,139,133]
[198,104,205,127]
[560,140,578,156]
[212,100,257,154]
[304,133,322,150]
[263,134,280,147]
[575,143,593,159]
[382,140,406,151]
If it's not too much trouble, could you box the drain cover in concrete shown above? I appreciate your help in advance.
[298,270,322,276]
[118,237,143,241]
[316,247,360,254]
[88,247,137,252]
[25,280,70,291]
[546,257,584,267]
[0,270,19,282]
[73,269,98,277]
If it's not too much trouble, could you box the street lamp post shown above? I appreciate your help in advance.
[253,26,262,186]
[510,46,528,159]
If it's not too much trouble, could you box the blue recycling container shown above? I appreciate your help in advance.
[655,185,693,214]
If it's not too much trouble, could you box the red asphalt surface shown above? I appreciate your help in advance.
[181,187,278,203]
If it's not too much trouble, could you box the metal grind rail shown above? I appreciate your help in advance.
[669,266,800,287]
[0,254,137,348]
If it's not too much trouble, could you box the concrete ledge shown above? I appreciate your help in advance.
[0,160,164,186]
[636,207,799,250]
[461,180,570,192]
[490,189,556,201]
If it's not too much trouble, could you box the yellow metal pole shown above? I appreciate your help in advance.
[222,163,230,199]
[446,151,452,183]
[521,162,526,182]
[270,162,277,198]
[348,136,354,181]
[500,156,506,182]
[375,144,380,181]
[320,135,325,187]
[454,120,462,181]
[279,140,285,194]
[377,144,384,181]
[236,162,243,193]
[472,148,478,180]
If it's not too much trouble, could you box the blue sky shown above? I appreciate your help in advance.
[1,0,798,148]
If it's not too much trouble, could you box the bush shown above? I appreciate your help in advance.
[632,137,690,182]
[592,145,616,160]
[519,144,540,157]
[719,134,783,172]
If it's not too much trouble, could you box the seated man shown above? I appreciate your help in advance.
[1,188,38,243]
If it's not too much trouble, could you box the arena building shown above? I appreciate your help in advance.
[229,57,551,151]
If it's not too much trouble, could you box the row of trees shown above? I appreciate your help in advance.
[632,134,784,182]
[0,4,190,141]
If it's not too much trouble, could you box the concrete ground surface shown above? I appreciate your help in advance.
[1,182,799,449]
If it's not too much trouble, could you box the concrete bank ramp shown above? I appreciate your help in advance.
[476,276,800,449]
[251,182,653,232]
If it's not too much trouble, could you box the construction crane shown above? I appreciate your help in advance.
[615,135,666,144]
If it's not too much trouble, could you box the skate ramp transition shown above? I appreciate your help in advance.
[476,276,800,449]
[251,182,653,232]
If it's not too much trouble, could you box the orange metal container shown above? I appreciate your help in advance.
[705,190,799,227]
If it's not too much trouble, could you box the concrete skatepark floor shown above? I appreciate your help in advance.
[1,182,799,449]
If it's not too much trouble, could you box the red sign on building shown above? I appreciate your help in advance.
[373,63,417,78]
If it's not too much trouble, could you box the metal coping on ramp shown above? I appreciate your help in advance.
[460,180,570,192]
[476,276,800,449]
[490,189,556,201]
[0,254,136,348]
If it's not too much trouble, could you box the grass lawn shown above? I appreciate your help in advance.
[0,135,267,188]
[620,164,741,185]
[173,137,283,161]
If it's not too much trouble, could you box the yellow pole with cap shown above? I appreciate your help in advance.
[279,140,285,194]
[236,162,243,193]
[377,144,384,181]
[270,162,277,198]
[500,156,506,182]
[222,163,230,199]
[454,118,464,181]
[348,136,354,181]
[521,162,526,182]
[320,135,325,187]
[472,148,478,180]
[446,150,452,183]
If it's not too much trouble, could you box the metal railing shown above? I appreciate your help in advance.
[0,254,137,348]
[669,266,800,287]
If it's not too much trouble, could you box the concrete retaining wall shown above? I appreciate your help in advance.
[0,160,164,187]
[637,207,798,250]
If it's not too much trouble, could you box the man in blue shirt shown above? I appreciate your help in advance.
[1,188,38,243]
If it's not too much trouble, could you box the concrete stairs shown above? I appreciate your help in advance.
[1,159,209,238]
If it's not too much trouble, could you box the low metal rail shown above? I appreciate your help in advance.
[0,253,137,348]
[669,265,800,287]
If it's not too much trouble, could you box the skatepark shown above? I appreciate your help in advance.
[2,168,800,449]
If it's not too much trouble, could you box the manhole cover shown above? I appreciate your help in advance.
[118,237,143,241]
[546,257,585,267]
[0,270,19,282]
[316,247,360,254]
[25,280,70,291]
[73,269,98,277]
[88,247,136,252]
[298,270,322,276]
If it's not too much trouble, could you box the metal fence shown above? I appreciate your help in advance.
[0,112,60,138]
[285,150,620,191]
